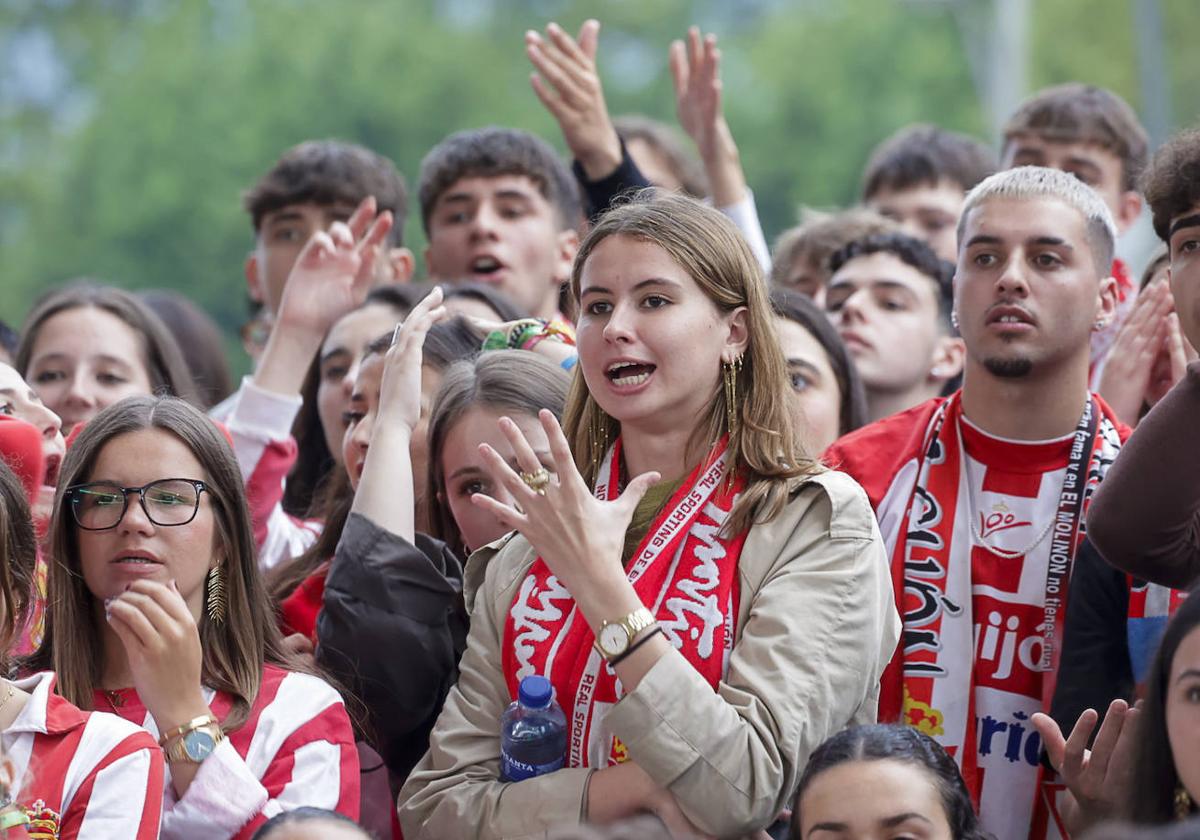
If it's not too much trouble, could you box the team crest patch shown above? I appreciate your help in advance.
[903,687,944,736]
[24,800,61,839]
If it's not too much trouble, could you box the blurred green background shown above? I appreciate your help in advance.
[1,0,1194,374]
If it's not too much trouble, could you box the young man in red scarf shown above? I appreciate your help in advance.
[1000,84,1150,386]
[826,166,1130,840]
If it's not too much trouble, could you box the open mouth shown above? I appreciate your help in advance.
[43,454,61,487]
[469,256,505,277]
[606,361,656,387]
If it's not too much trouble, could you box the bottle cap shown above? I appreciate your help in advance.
[518,675,553,709]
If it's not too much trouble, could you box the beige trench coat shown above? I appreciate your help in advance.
[398,470,901,839]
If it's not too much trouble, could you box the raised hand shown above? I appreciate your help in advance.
[276,196,393,336]
[526,20,622,181]
[1097,281,1173,426]
[349,287,449,543]
[1147,311,1197,406]
[471,409,659,617]
[1031,700,1140,834]
[378,287,449,436]
[669,27,746,207]
[253,196,393,396]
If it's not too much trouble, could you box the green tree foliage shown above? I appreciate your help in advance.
[0,0,1192,358]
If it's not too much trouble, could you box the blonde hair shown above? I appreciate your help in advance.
[957,166,1117,270]
[565,190,821,534]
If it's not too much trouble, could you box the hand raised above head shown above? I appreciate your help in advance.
[526,19,621,181]
[275,195,394,337]
[378,286,449,435]
[669,26,745,207]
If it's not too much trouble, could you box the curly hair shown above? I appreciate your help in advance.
[1142,127,1200,243]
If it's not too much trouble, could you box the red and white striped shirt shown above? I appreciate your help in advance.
[95,665,358,840]
[5,672,163,840]
[218,378,322,572]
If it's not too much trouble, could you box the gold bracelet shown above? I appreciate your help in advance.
[158,714,218,747]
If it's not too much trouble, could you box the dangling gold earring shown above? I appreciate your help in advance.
[205,565,226,624]
[1176,785,1194,820]
[722,356,742,435]
[588,405,611,477]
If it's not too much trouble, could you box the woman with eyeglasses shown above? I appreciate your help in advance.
[29,395,358,839]
[0,425,165,838]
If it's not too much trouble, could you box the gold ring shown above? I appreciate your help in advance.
[520,468,550,496]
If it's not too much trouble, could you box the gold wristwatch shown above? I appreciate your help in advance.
[159,714,225,764]
[594,607,656,660]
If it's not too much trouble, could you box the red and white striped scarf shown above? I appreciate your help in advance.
[502,437,745,768]
[879,393,1123,838]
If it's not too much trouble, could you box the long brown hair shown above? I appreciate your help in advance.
[30,396,305,729]
[15,282,199,407]
[564,190,820,534]
[0,460,37,668]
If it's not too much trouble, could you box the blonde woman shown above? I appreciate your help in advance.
[399,191,899,839]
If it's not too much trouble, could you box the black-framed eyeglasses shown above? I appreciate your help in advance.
[66,479,209,531]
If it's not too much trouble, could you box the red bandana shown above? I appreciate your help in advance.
[502,437,745,768]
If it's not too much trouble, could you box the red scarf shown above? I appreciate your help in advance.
[502,437,745,768]
[879,394,1123,825]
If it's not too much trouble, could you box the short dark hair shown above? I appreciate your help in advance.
[769,287,869,438]
[1142,127,1200,242]
[829,232,955,328]
[791,724,992,840]
[1003,84,1149,192]
[417,127,581,234]
[862,124,997,200]
[250,807,369,840]
[244,140,408,247]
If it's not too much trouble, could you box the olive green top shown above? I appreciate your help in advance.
[621,477,686,563]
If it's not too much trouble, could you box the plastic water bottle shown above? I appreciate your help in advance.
[500,675,567,782]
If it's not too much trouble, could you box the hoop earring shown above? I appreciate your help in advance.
[205,565,226,625]
[722,356,742,434]
[1177,785,1194,820]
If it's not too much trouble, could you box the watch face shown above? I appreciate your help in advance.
[183,729,217,762]
[599,623,628,657]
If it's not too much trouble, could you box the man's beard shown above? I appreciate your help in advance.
[983,356,1033,378]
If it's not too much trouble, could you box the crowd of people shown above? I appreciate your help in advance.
[1,17,1199,840]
